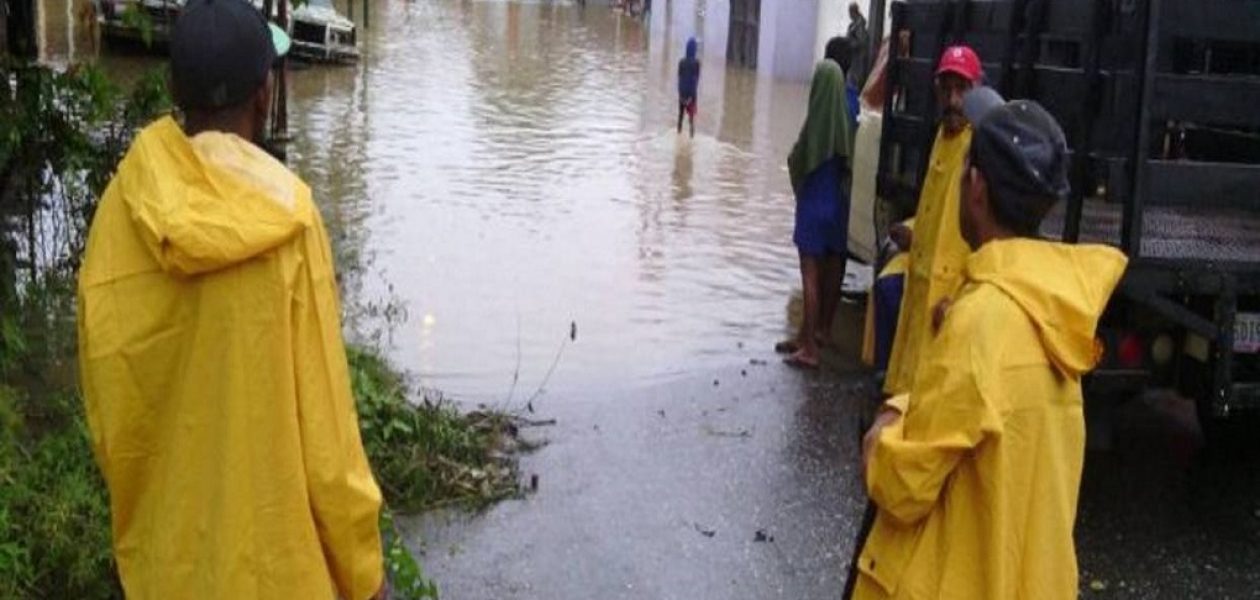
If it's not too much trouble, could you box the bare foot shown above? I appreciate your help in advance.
[784,348,820,369]
[814,331,832,349]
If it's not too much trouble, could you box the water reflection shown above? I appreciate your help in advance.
[43,0,817,403]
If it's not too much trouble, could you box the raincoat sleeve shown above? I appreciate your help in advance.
[865,320,1003,526]
[292,220,385,600]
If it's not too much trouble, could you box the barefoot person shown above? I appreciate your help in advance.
[852,88,1127,599]
[882,45,982,395]
[78,1,387,597]
[779,60,856,368]
[677,37,701,137]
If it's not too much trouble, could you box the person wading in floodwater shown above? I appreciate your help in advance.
[677,37,701,138]
[777,60,856,369]
[77,0,388,597]
[851,86,1127,600]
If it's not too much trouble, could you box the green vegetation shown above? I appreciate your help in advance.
[351,347,528,513]
[0,60,524,598]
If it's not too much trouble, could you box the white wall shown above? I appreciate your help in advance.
[814,1,895,66]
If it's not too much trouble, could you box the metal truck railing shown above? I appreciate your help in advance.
[876,0,1260,427]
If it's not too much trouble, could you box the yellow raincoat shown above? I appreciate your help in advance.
[78,117,384,599]
[882,128,972,395]
[854,239,1127,600]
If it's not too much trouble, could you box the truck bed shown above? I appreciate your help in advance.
[1041,200,1260,264]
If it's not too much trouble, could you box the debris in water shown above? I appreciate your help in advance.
[740,369,747,377]
[530,474,539,491]
[749,358,768,366]
[737,341,744,349]
[657,409,666,418]
[1089,580,1107,592]
[570,321,577,341]
[713,379,720,386]
[703,424,751,438]
[753,529,774,543]
[693,523,716,538]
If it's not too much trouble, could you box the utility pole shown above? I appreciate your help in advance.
[276,0,289,137]
[263,0,289,160]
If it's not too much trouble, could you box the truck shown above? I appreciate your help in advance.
[874,0,1260,440]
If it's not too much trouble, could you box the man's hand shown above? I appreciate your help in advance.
[889,223,913,253]
[862,406,902,476]
[931,298,952,334]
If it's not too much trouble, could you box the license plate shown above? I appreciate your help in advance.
[1235,313,1260,353]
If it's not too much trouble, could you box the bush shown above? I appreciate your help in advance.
[350,346,524,513]
[0,386,119,599]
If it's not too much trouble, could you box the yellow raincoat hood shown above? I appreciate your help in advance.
[113,117,310,275]
[79,117,383,600]
[966,238,1128,377]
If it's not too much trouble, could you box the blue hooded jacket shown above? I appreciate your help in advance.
[678,38,700,99]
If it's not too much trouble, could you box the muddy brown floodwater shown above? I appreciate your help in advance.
[283,0,814,403]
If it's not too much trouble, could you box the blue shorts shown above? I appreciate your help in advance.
[793,156,850,257]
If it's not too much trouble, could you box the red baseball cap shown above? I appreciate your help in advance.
[936,45,982,83]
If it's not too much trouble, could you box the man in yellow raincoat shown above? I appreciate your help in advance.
[77,1,385,597]
[852,88,1127,599]
[882,46,983,395]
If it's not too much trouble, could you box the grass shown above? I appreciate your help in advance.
[0,385,119,599]
[0,344,527,599]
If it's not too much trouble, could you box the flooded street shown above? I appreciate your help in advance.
[36,0,1260,597]
[286,0,812,402]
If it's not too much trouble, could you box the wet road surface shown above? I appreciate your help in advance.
[406,307,1260,600]
[404,305,879,600]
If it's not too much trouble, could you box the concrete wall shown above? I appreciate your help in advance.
[764,0,894,83]
[768,0,818,82]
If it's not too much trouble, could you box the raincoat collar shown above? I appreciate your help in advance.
[965,238,1127,376]
[117,116,312,277]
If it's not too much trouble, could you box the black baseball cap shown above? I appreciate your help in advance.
[170,0,291,111]
[962,86,1070,234]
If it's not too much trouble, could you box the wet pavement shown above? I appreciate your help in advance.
[403,305,879,600]
[406,306,1260,600]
